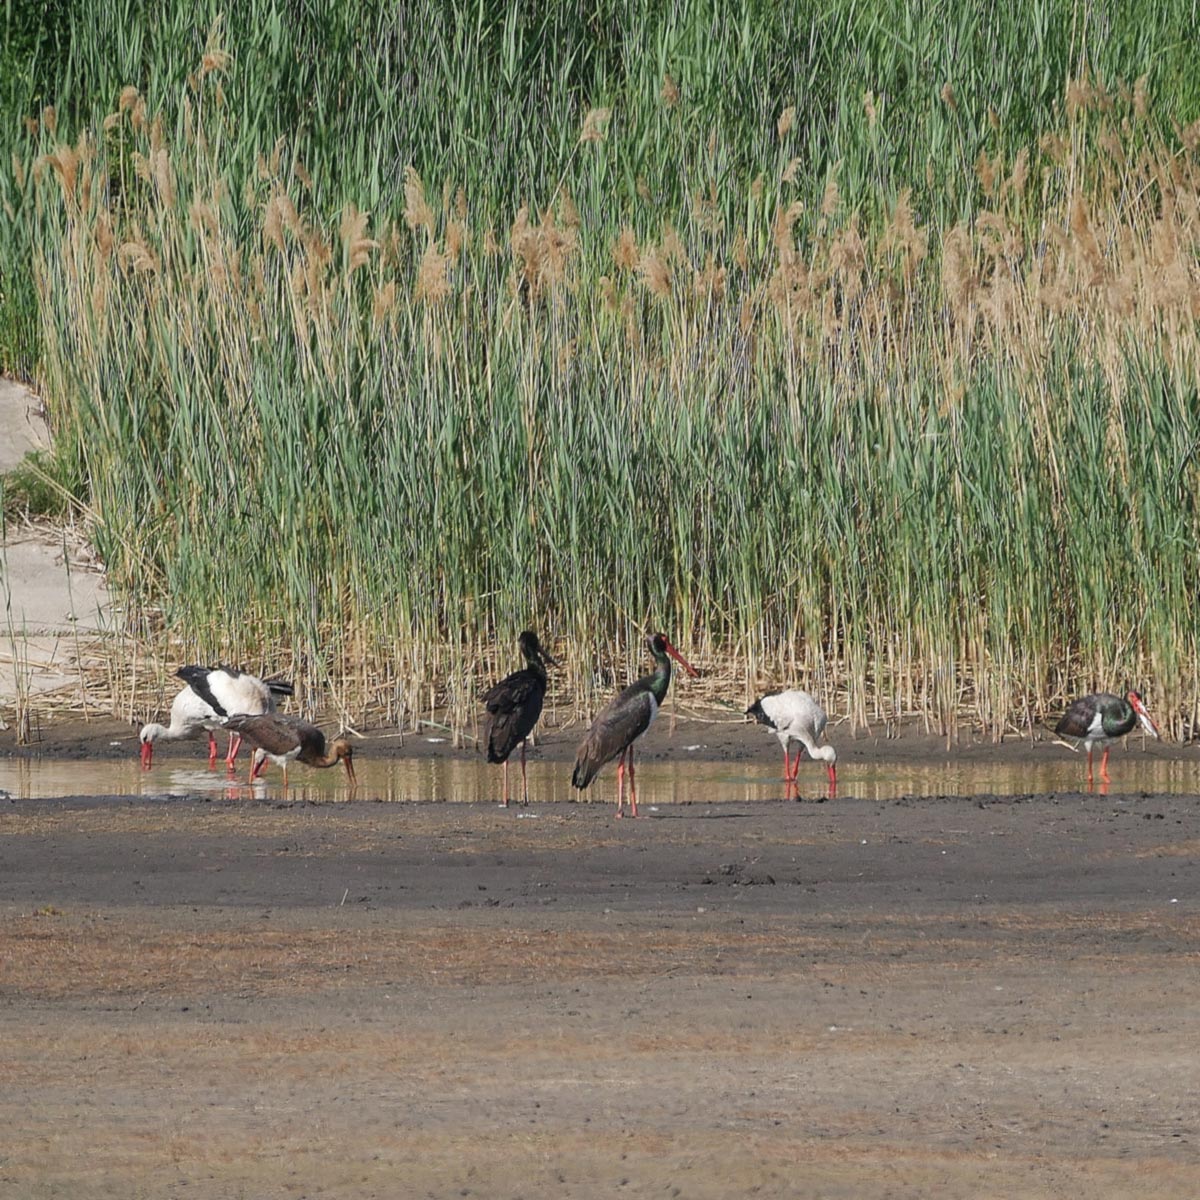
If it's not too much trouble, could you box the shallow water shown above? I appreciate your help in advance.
[0,748,1195,805]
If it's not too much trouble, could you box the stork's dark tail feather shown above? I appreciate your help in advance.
[571,744,600,790]
[486,712,520,764]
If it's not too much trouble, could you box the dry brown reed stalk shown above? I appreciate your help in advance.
[881,189,928,287]
[506,203,580,306]
[661,222,687,265]
[403,166,434,235]
[578,107,611,144]
[444,219,466,263]
[537,205,577,290]
[339,203,378,273]
[415,243,451,304]
[693,254,726,303]
[636,246,672,300]
[612,228,638,271]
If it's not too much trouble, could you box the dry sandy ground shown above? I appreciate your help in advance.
[2,777,1198,1199]
[0,378,110,714]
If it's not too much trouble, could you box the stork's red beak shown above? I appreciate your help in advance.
[140,740,153,769]
[664,640,698,678]
[1128,692,1160,739]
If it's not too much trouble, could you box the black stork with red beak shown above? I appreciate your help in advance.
[482,630,558,807]
[571,632,697,818]
[221,713,357,790]
[1054,690,1159,784]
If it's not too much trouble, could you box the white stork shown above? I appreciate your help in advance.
[746,689,837,797]
[139,665,293,768]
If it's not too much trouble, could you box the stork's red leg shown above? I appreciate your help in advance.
[226,733,242,768]
[615,752,626,817]
[1099,747,1112,783]
[1086,746,1094,785]
[628,747,638,818]
[501,760,509,808]
[207,732,219,767]
[520,740,529,805]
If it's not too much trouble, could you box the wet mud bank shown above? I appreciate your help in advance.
[2,788,1198,1197]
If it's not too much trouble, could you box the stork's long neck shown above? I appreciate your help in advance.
[1102,699,1135,738]
[148,720,191,741]
[646,652,672,704]
[793,727,821,757]
[310,741,349,769]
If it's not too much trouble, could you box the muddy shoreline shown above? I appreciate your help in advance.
[3,770,1199,1197]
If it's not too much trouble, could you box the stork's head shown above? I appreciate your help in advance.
[518,630,559,670]
[138,724,163,768]
[330,737,358,786]
[1127,690,1159,739]
[811,742,837,786]
[648,633,698,677]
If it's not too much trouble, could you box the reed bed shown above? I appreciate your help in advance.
[6,10,1200,738]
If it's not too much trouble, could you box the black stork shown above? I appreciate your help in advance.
[746,689,837,797]
[571,632,698,818]
[222,713,357,790]
[1054,690,1159,784]
[139,666,293,769]
[482,630,558,807]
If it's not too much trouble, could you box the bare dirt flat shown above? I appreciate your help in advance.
[2,729,1198,1198]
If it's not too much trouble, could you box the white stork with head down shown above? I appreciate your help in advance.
[139,665,293,769]
[746,689,837,798]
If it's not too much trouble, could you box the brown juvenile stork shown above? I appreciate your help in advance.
[1054,690,1159,784]
[222,713,357,790]
[482,630,558,807]
[571,632,697,818]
